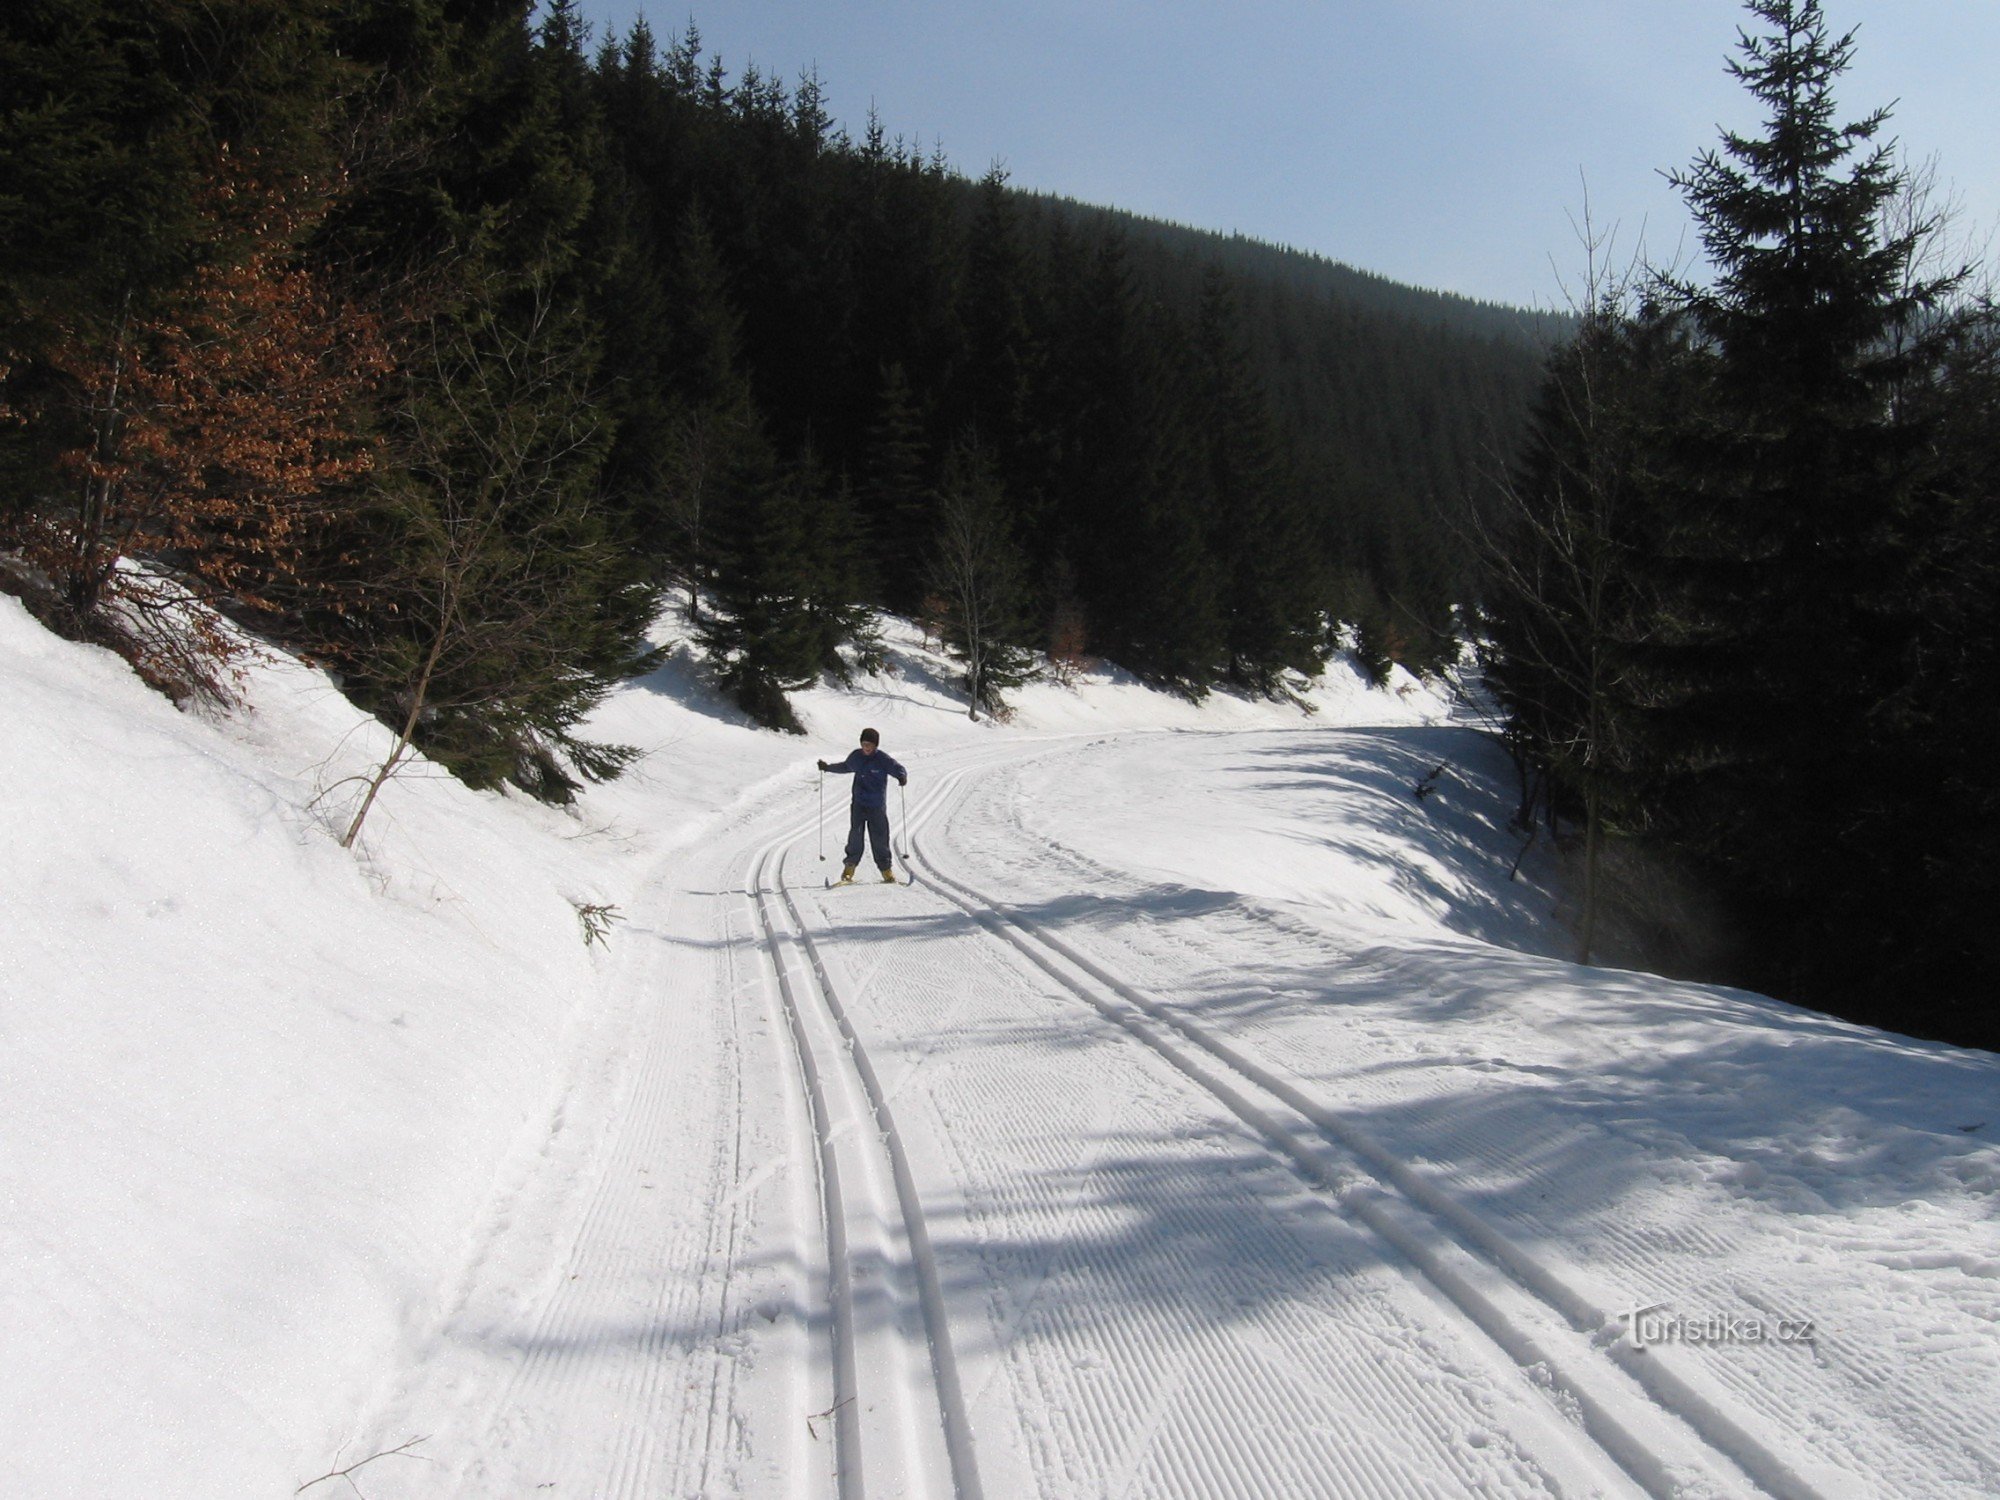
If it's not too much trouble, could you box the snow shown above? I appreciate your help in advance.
[2,593,1996,1499]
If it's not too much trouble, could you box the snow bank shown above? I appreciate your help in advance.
[0,596,608,1495]
[0,598,1448,1495]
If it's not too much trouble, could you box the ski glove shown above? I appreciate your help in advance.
[897,774,908,785]
[817,760,828,771]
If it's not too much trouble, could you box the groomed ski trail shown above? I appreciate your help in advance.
[907,764,1806,1500]
[337,801,826,1500]
[748,824,980,1500]
[337,728,1995,1498]
[923,728,2000,1499]
[786,753,1649,1499]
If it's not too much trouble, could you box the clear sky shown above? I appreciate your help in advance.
[569,1,2000,311]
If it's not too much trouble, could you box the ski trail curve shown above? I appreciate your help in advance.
[801,762,1633,1500]
[908,765,1826,1500]
[951,731,1999,1497]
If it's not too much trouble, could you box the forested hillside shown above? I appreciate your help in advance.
[16,0,1981,1052]
[577,13,1554,714]
[3,0,1984,1248]
[1,0,1548,765]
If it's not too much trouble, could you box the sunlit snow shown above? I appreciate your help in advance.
[3,594,1995,1498]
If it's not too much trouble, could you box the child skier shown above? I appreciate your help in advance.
[817,727,908,883]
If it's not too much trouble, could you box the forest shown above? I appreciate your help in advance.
[0,0,1546,749]
[1478,1,1999,1049]
[3,0,1989,1049]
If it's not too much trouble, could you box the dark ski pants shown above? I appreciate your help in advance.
[845,803,892,870]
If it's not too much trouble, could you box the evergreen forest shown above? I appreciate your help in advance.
[0,0,1549,747]
[3,0,1992,1050]
[1479,0,2000,1049]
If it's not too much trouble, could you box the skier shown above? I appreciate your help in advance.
[818,727,908,883]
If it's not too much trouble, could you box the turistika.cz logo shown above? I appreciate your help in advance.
[1617,1302,1815,1351]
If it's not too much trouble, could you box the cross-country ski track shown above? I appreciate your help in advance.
[346,730,1999,1500]
[11,599,1996,1500]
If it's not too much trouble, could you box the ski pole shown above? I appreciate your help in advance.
[817,768,825,864]
[897,778,909,868]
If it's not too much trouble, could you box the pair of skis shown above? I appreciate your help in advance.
[823,870,918,890]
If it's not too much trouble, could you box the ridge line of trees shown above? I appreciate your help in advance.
[4,0,1545,765]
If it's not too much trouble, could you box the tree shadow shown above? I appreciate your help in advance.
[625,636,757,729]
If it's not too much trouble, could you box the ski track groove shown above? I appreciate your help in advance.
[749,836,868,1499]
[495,919,700,1495]
[349,732,1981,1498]
[967,739,2000,1498]
[748,813,982,1500]
[567,874,752,1497]
[343,799,850,1500]
[911,762,1819,1500]
[813,769,1592,1500]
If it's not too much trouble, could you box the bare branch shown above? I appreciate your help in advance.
[296,1435,431,1496]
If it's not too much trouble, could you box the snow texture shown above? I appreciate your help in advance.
[2,595,1995,1499]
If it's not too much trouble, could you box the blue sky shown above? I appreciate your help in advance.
[569,2,2000,310]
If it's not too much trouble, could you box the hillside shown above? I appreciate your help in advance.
[4,594,1996,1498]
[1028,193,1572,346]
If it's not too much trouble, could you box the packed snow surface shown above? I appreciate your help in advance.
[3,595,1996,1499]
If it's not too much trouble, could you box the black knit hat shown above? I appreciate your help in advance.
[860,727,880,745]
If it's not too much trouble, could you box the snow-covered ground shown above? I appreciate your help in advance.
[3,594,1996,1499]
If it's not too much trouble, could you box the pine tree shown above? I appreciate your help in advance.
[858,361,933,613]
[1654,0,1961,998]
[1195,265,1324,694]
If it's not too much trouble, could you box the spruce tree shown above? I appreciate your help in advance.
[956,165,1042,507]
[1656,0,1960,1001]
[792,443,880,679]
[643,202,760,610]
[697,423,820,732]
[859,361,934,613]
[1479,296,1694,962]
[0,0,354,605]
[321,0,660,807]
[1902,306,2000,1043]
[341,268,656,838]
[1050,239,1220,693]
[1195,265,1324,694]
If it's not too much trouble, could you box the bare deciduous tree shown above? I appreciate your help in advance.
[339,273,644,847]
[1473,213,1671,961]
[926,437,1032,721]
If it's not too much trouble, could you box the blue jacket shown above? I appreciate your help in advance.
[823,747,907,808]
